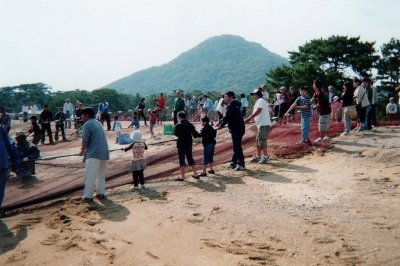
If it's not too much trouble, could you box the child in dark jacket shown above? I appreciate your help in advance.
[27,116,41,145]
[173,111,200,181]
[199,116,216,176]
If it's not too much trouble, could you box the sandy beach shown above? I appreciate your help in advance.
[1,124,400,265]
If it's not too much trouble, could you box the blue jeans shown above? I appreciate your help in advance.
[231,131,245,167]
[301,116,311,139]
[363,105,371,130]
[0,168,8,209]
[203,144,215,165]
[344,113,351,133]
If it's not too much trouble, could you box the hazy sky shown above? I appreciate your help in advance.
[0,0,398,91]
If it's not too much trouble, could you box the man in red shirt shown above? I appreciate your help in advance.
[156,93,166,124]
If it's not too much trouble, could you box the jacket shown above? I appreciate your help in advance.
[174,119,200,148]
[220,100,245,135]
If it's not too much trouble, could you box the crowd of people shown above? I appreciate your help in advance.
[1,80,400,213]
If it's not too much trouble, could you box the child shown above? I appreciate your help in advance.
[123,130,148,189]
[148,109,157,137]
[284,86,312,144]
[173,111,200,181]
[199,116,216,176]
[128,111,140,129]
[198,104,207,121]
[386,97,398,121]
[112,115,122,143]
[27,116,41,145]
[330,96,342,123]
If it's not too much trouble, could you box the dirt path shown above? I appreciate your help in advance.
[1,126,399,265]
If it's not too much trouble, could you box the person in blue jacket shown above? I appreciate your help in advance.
[0,127,21,217]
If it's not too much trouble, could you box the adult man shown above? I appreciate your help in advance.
[79,108,109,201]
[260,85,269,102]
[54,107,67,142]
[21,102,29,122]
[202,95,214,116]
[98,98,111,131]
[156,93,166,124]
[353,78,370,131]
[361,77,372,130]
[63,99,75,129]
[74,102,84,129]
[244,89,272,164]
[216,91,246,171]
[15,132,40,176]
[189,96,198,121]
[0,107,11,133]
[0,127,20,216]
[29,103,38,118]
[366,78,377,128]
[39,105,54,144]
[173,90,185,125]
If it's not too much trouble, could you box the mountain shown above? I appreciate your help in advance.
[105,35,288,95]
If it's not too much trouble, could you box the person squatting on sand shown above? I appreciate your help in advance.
[216,91,246,171]
[15,132,40,177]
[284,86,312,145]
[79,107,110,202]
[244,88,272,164]
[123,130,148,189]
[173,111,200,181]
[199,116,217,177]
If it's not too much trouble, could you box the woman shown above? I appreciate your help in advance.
[312,79,331,142]
[338,81,354,135]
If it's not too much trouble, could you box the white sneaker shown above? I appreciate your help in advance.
[323,136,330,141]
[259,156,270,164]
[314,137,322,142]
[139,184,146,189]
[250,156,260,163]
[340,132,349,136]
[234,165,246,171]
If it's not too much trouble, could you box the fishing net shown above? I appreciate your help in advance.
[2,114,395,211]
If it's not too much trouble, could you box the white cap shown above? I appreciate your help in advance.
[130,130,142,142]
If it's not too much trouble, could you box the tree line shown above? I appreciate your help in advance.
[265,36,400,118]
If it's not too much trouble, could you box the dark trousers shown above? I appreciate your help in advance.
[231,131,245,167]
[178,146,195,167]
[41,123,54,143]
[368,104,377,127]
[23,112,28,122]
[132,170,144,187]
[55,123,66,141]
[173,112,178,125]
[0,168,8,209]
[138,111,147,126]
[100,113,111,130]
[241,107,247,117]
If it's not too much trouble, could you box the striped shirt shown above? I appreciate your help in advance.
[296,96,312,117]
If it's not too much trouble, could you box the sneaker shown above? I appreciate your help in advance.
[340,132,349,136]
[322,136,330,141]
[199,172,207,177]
[131,185,139,190]
[259,156,270,164]
[228,163,236,169]
[139,184,146,189]
[208,170,215,174]
[234,165,246,171]
[83,197,93,203]
[250,156,260,163]
[314,137,322,142]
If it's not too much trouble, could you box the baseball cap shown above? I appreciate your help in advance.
[250,89,263,97]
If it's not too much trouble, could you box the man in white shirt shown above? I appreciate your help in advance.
[63,99,75,129]
[240,94,249,117]
[29,103,38,118]
[244,88,272,164]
